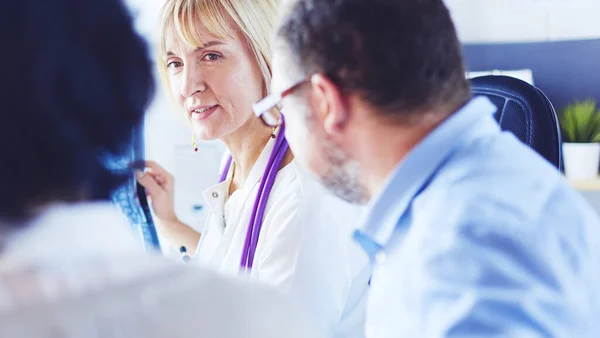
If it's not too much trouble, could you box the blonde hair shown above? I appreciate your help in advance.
[158,0,279,96]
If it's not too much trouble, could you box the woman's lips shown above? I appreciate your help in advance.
[190,105,219,120]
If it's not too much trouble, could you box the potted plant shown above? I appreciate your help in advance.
[560,99,600,179]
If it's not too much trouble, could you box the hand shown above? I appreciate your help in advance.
[135,161,201,254]
[135,160,178,224]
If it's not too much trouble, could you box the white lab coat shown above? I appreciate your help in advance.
[0,203,324,338]
[194,129,371,338]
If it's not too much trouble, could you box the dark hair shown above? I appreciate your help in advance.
[0,0,154,220]
[277,0,471,122]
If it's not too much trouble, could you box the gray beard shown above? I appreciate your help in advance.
[291,94,369,204]
[319,138,369,205]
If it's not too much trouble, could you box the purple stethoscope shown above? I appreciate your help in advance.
[218,116,289,271]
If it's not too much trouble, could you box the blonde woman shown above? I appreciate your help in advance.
[135,0,371,337]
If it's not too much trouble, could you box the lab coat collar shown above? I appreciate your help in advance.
[203,126,282,214]
[355,97,498,252]
[0,202,143,272]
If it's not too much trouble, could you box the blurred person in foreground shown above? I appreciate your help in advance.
[264,0,600,336]
[0,0,322,337]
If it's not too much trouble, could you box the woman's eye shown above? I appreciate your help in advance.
[202,53,221,61]
[167,61,182,69]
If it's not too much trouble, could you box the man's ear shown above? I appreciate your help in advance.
[310,74,349,136]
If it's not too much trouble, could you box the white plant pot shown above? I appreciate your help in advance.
[563,142,600,179]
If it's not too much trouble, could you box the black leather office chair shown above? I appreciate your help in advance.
[470,75,562,170]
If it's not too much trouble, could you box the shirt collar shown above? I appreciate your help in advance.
[358,96,498,247]
[0,202,143,272]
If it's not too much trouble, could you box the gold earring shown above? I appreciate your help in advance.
[271,127,277,139]
[191,135,198,152]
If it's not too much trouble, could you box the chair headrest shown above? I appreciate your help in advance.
[471,75,562,170]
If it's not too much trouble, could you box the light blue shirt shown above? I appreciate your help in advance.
[354,97,600,338]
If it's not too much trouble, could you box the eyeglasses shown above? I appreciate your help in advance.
[253,79,309,127]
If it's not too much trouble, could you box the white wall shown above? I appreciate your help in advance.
[445,0,600,44]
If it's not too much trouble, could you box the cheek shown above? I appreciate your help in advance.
[284,112,307,150]
[305,136,331,178]
[285,124,306,161]
[169,77,184,106]
[219,58,264,120]
[285,113,329,176]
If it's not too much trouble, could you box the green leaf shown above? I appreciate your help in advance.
[559,99,600,143]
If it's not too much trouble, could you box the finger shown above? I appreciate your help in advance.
[144,168,169,187]
[141,168,163,183]
[144,161,174,184]
[135,170,163,198]
[144,160,168,174]
[143,167,162,179]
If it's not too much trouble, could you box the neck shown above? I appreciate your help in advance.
[346,95,470,198]
[353,112,452,198]
[221,117,272,192]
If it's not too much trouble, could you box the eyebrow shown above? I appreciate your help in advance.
[165,40,226,57]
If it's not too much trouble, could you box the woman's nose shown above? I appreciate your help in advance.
[181,64,207,98]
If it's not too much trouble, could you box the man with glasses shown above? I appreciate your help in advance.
[256,0,600,336]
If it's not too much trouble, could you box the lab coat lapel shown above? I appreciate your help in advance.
[198,181,229,263]
[206,129,280,268]
[209,188,254,268]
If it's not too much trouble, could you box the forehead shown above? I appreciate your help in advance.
[162,10,239,55]
[163,23,210,52]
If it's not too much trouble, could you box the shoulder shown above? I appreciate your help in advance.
[418,131,576,231]
[0,263,325,338]
[403,131,600,265]
[147,268,326,337]
[409,141,599,259]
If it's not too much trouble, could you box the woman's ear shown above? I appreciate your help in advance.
[310,74,349,136]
